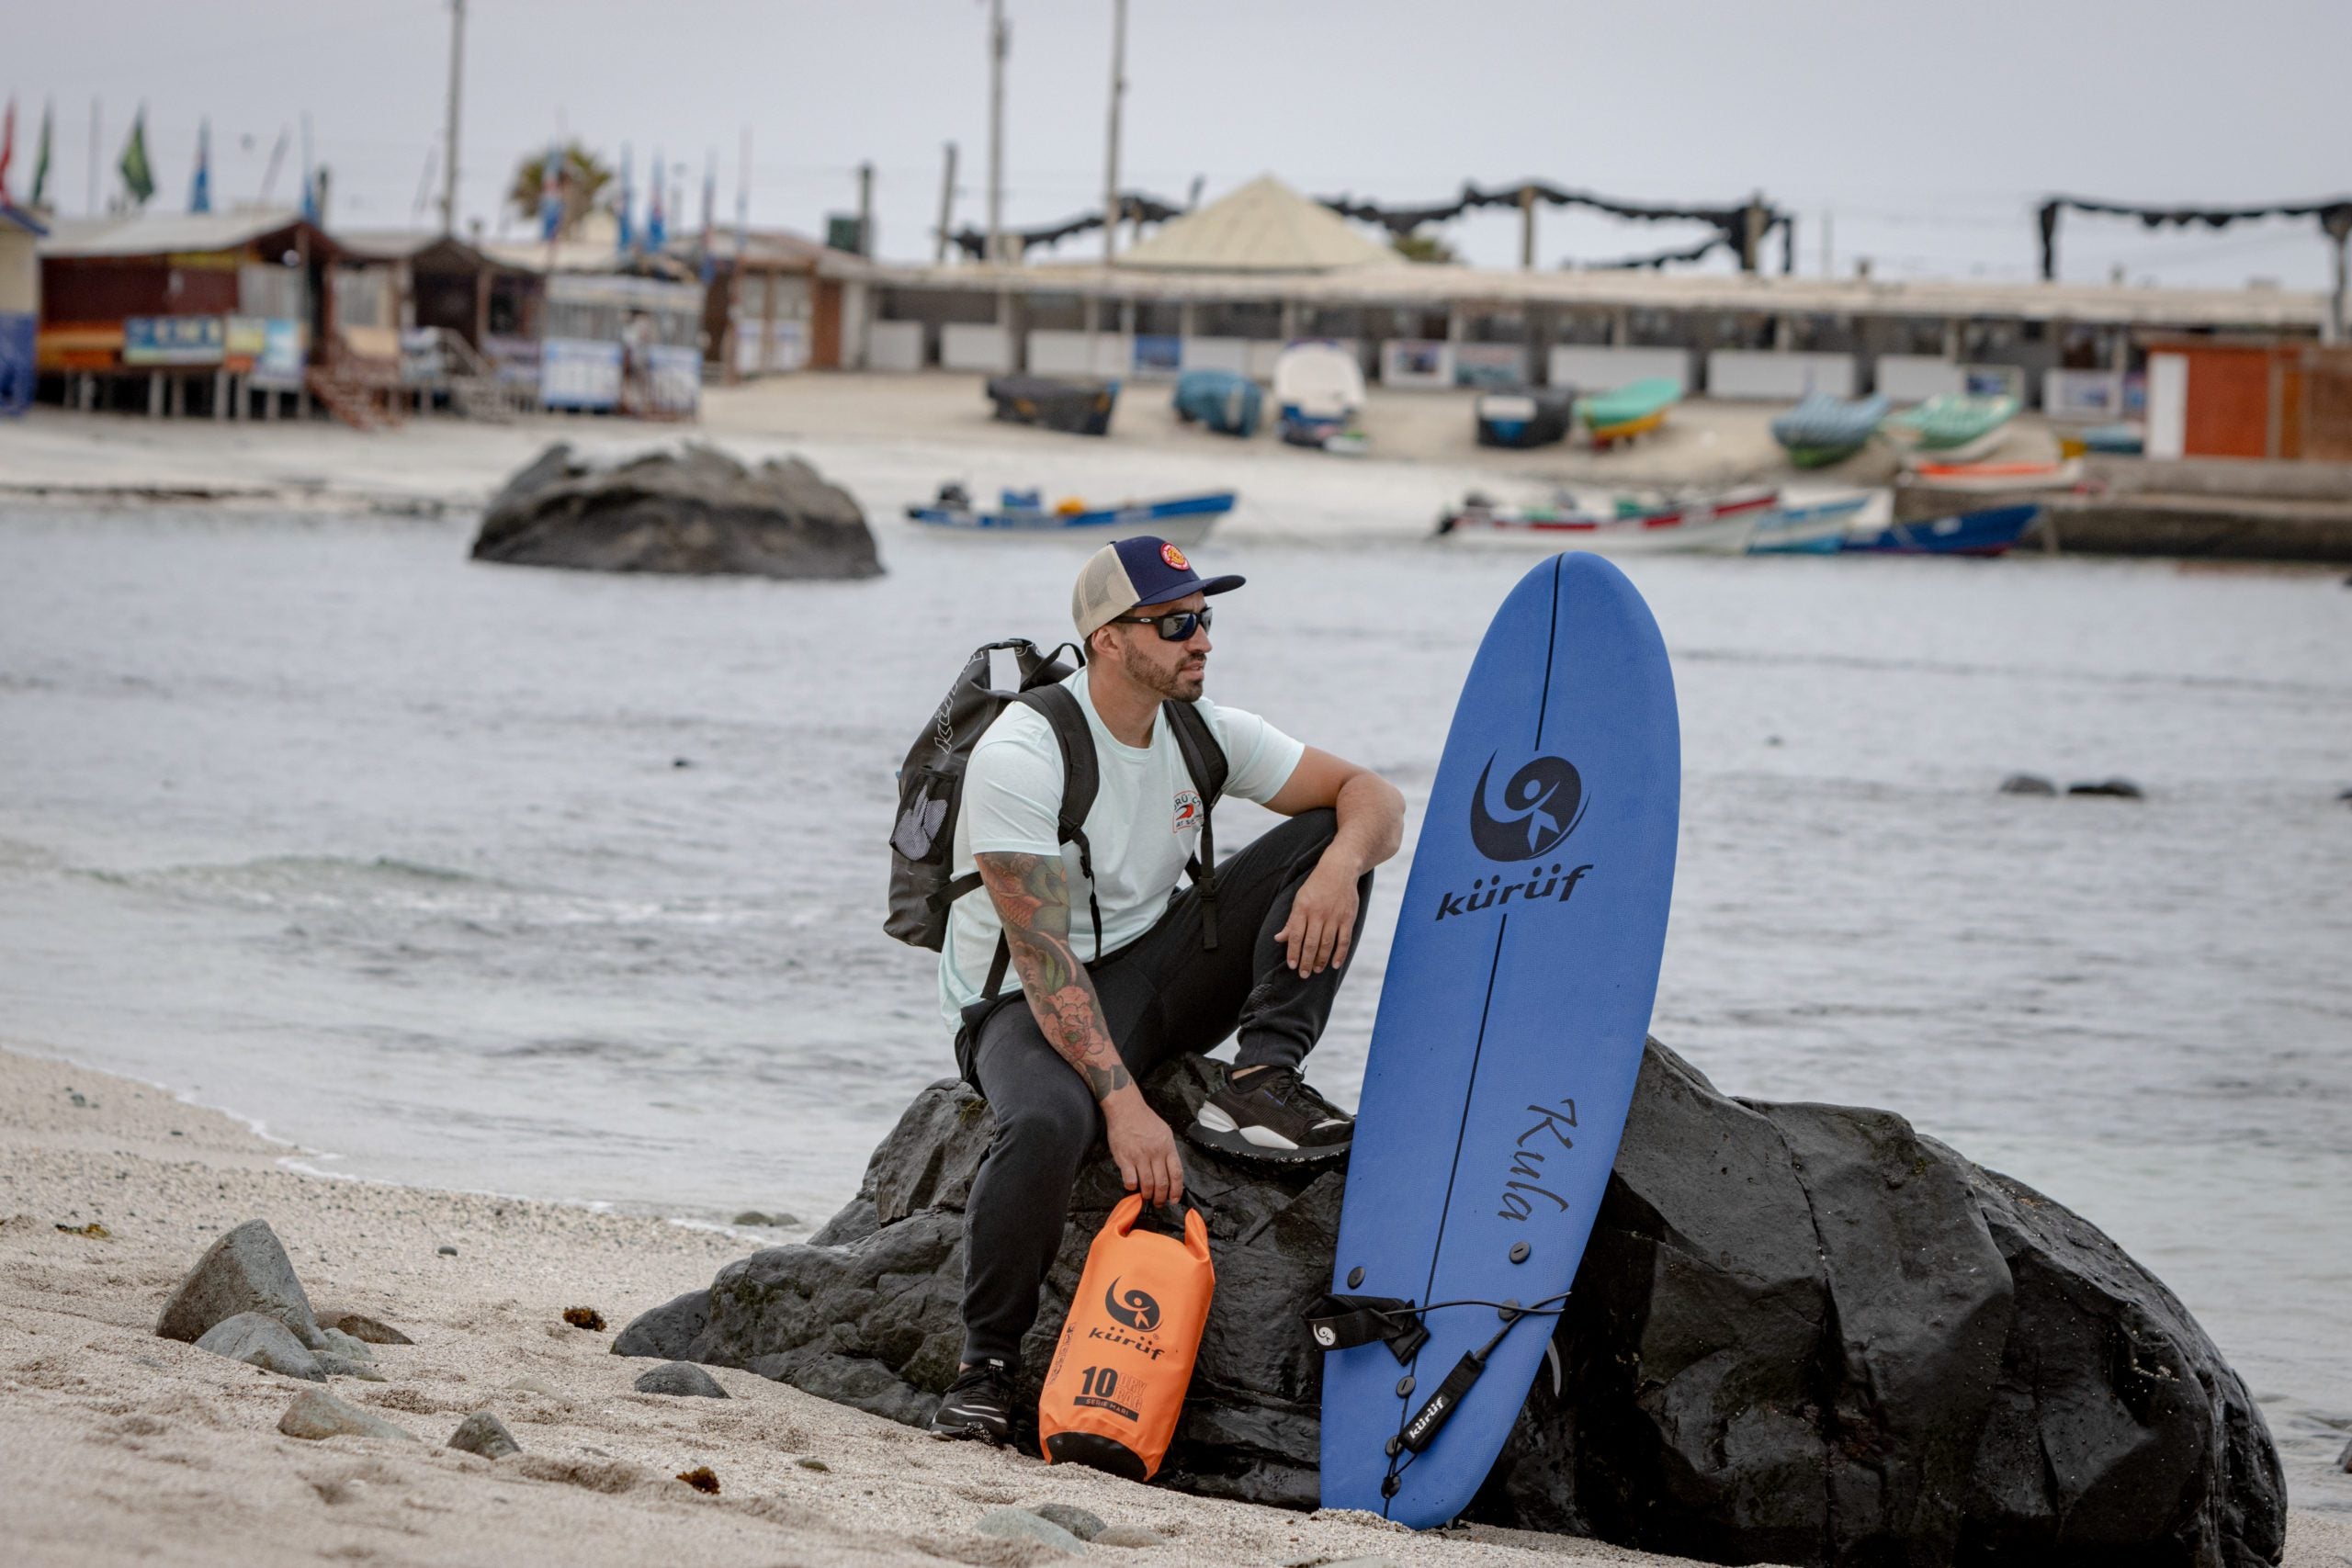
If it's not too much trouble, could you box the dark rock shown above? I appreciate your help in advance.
[795,1457,830,1472]
[470,443,882,581]
[194,1312,325,1381]
[278,1387,414,1441]
[315,1350,386,1382]
[436,1244,458,1257]
[2339,1436,2352,1472]
[156,1221,325,1348]
[633,1360,729,1399]
[732,1210,798,1227]
[616,1044,2286,1567]
[329,1312,413,1346]
[2067,777,2145,798]
[975,1507,1085,1555]
[447,1410,521,1460]
[316,1325,375,1360]
[1998,773,2057,795]
[1028,1503,1105,1541]
[612,1289,711,1360]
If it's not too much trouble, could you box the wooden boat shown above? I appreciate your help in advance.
[1904,457,2081,488]
[1888,393,2020,452]
[1577,378,1680,447]
[1842,503,2040,557]
[905,483,1234,547]
[1273,341,1366,451]
[1747,492,1876,554]
[984,375,1119,436]
[1770,391,1889,468]
[1172,368,1262,438]
[1436,486,1778,553]
[1475,386,1575,448]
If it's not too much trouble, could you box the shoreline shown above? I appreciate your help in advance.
[3,1039,2346,1566]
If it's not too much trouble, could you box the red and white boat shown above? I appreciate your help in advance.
[1435,486,1781,553]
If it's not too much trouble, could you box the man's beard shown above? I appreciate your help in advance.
[1129,650,1205,703]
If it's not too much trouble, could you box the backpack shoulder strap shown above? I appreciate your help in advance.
[1163,701,1228,952]
[981,682,1102,1000]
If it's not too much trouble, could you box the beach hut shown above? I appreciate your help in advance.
[481,239,707,418]
[34,209,379,423]
[332,231,540,417]
[673,227,874,380]
[0,199,46,417]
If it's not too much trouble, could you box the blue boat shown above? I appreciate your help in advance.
[1842,503,2041,557]
[1770,391,1890,468]
[904,482,1237,547]
[1172,368,1263,437]
[1475,385,1575,448]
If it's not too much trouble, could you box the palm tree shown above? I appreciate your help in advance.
[505,141,616,239]
[1391,227,1461,265]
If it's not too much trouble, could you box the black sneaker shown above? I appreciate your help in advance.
[928,1359,1014,1445]
[1187,1066,1353,1164]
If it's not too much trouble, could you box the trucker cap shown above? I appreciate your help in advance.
[1071,536,1246,638]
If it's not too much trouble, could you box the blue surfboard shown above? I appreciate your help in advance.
[1319,552,1679,1527]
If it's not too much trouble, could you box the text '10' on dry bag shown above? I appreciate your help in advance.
[1038,1192,1215,1481]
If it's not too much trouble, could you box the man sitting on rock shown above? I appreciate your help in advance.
[929,536,1405,1446]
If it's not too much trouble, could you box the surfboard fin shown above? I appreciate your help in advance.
[1544,1337,1563,1399]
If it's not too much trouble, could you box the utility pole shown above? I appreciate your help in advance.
[1102,0,1127,265]
[87,99,99,216]
[934,141,958,264]
[1742,189,1764,274]
[986,0,1007,265]
[857,162,875,257]
[1518,184,1535,270]
[439,0,466,235]
[2326,209,2352,344]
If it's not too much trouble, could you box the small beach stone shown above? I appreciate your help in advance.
[506,1374,568,1401]
[1999,773,2057,795]
[611,1287,710,1360]
[317,1326,375,1360]
[731,1210,797,1227]
[278,1387,415,1442]
[155,1218,324,1348]
[977,1507,1086,1554]
[194,1312,324,1381]
[314,1350,386,1382]
[633,1360,729,1399]
[795,1457,830,1472]
[1090,1525,1168,1549]
[2067,777,2144,799]
[1028,1504,1105,1541]
[435,1244,458,1257]
[329,1312,413,1346]
[447,1410,521,1460]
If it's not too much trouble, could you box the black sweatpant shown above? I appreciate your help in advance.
[954,807,1371,1371]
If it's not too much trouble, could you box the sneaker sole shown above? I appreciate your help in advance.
[1185,1120,1351,1166]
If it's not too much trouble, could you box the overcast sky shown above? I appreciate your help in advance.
[13,0,2351,288]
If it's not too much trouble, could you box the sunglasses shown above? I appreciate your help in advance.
[1110,605,1213,641]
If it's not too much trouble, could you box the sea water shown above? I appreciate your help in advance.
[0,497,2346,1507]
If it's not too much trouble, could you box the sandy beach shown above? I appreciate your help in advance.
[0,1039,1755,1567]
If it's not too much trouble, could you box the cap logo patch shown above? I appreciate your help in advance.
[1161,543,1190,570]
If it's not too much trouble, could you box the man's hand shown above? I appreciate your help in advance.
[1102,1088,1184,1206]
[1278,859,1363,976]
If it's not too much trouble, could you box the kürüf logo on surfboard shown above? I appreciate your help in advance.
[1469,753,1587,861]
[1434,752,1594,923]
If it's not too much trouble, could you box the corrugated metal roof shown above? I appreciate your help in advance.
[876,255,2330,329]
[39,209,314,259]
[1114,175,1403,274]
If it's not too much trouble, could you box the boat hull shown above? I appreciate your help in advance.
[1842,503,2040,557]
[1440,491,1778,554]
[905,491,1235,549]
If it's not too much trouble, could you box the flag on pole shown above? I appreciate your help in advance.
[538,140,563,241]
[188,117,212,213]
[646,149,666,249]
[616,143,634,255]
[299,113,316,221]
[30,101,52,209]
[0,99,15,205]
[698,152,716,283]
[119,106,156,207]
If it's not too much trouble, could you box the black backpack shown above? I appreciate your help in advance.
[886,638,1229,1002]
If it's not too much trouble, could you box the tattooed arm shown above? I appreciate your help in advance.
[975,850,1182,1203]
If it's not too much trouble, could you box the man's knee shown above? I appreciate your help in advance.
[1266,806,1338,860]
[986,1077,1099,1169]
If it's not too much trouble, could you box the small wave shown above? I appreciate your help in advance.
[82,852,522,908]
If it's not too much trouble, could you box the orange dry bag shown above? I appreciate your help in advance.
[1036,1193,1214,1481]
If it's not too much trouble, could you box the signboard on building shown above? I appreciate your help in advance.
[123,315,227,366]
[250,320,308,390]
[1132,334,1182,377]
[541,338,624,410]
[1452,343,1527,389]
[1381,339,1453,389]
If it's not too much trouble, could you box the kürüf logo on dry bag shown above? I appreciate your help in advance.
[1038,1194,1214,1482]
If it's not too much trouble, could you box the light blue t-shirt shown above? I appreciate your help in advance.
[938,669,1304,1031]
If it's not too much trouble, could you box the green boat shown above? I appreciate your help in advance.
[1889,393,2019,451]
[1577,378,1680,446]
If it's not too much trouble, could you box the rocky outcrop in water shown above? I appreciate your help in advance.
[617,1042,2286,1568]
[471,443,882,580]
